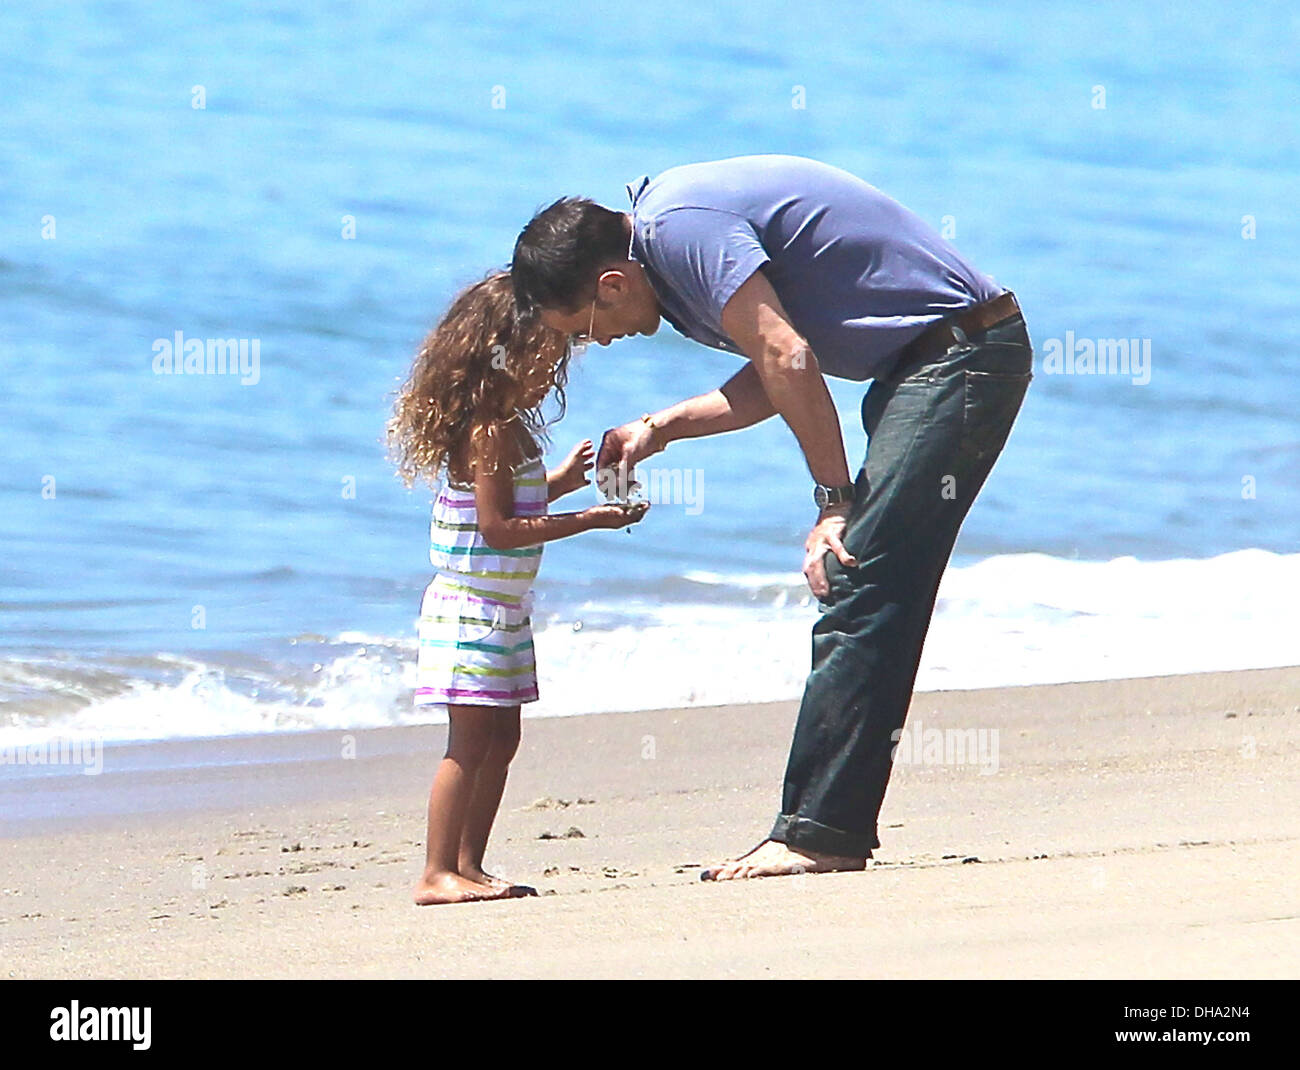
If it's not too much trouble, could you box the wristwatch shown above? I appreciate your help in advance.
[813,483,856,510]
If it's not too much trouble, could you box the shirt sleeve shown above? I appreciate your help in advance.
[641,207,771,332]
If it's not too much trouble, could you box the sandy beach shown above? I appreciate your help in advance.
[3,666,1298,979]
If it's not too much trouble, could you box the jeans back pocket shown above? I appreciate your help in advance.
[961,369,1032,460]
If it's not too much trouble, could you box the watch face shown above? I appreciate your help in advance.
[813,486,828,508]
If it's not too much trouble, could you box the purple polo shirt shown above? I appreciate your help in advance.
[626,155,1002,381]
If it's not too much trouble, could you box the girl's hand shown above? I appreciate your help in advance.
[548,439,595,499]
[585,502,650,530]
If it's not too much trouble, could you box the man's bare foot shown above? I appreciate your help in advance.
[413,871,516,906]
[700,839,868,882]
[458,864,538,897]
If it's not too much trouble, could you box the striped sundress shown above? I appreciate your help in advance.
[414,455,547,707]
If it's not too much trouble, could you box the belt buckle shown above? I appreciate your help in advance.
[941,322,971,359]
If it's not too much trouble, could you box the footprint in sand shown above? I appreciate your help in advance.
[522,796,596,811]
[537,826,585,840]
[284,860,338,875]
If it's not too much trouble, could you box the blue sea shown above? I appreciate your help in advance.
[2,1,1297,747]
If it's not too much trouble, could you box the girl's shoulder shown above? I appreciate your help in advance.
[507,416,543,471]
[450,417,539,487]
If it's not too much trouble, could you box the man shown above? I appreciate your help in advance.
[510,155,1032,880]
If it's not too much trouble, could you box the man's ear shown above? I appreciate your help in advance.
[596,265,632,302]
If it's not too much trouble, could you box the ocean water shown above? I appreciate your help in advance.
[1,1,1297,749]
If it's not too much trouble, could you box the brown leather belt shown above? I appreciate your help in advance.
[887,290,1021,378]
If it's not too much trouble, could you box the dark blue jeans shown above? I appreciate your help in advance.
[769,313,1033,857]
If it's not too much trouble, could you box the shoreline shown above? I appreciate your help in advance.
[7,544,1300,747]
[7,650,1300,753]
[3,665,1298,978]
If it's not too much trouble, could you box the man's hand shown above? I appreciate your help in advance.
[547,439,594,501]
[595,418,661,502]
[803,504,857,601]
[596,419,659,473]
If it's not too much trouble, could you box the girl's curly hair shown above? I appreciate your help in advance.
[389,270,572,487]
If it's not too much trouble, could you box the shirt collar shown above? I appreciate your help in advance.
[625,174,695,340]
[626,174,651,207]
[625,175,651,260]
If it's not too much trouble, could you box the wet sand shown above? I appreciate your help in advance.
[3,667,1297,978]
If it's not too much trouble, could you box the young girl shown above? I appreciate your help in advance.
[389,271,647,906]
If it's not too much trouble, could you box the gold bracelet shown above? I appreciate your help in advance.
[640,412,661,450]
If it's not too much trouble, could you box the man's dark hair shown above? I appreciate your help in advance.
[511,197,628,319]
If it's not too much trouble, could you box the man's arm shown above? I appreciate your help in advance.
[599,271,852,488]
[719,270,858,599]
[718,270,853,491]
[656,361,776,441]
[592,268,855,599]
[594,361,775,473]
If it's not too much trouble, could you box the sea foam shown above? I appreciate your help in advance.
[1,550,1295,749]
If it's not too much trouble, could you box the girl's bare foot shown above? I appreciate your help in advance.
[413,871,515,906]
[700,839,868,881]
[459,864,538,897]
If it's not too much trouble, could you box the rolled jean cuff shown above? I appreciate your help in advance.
[770,813,879,857]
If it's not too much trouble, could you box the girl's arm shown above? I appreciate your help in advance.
[473,428,645,551]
